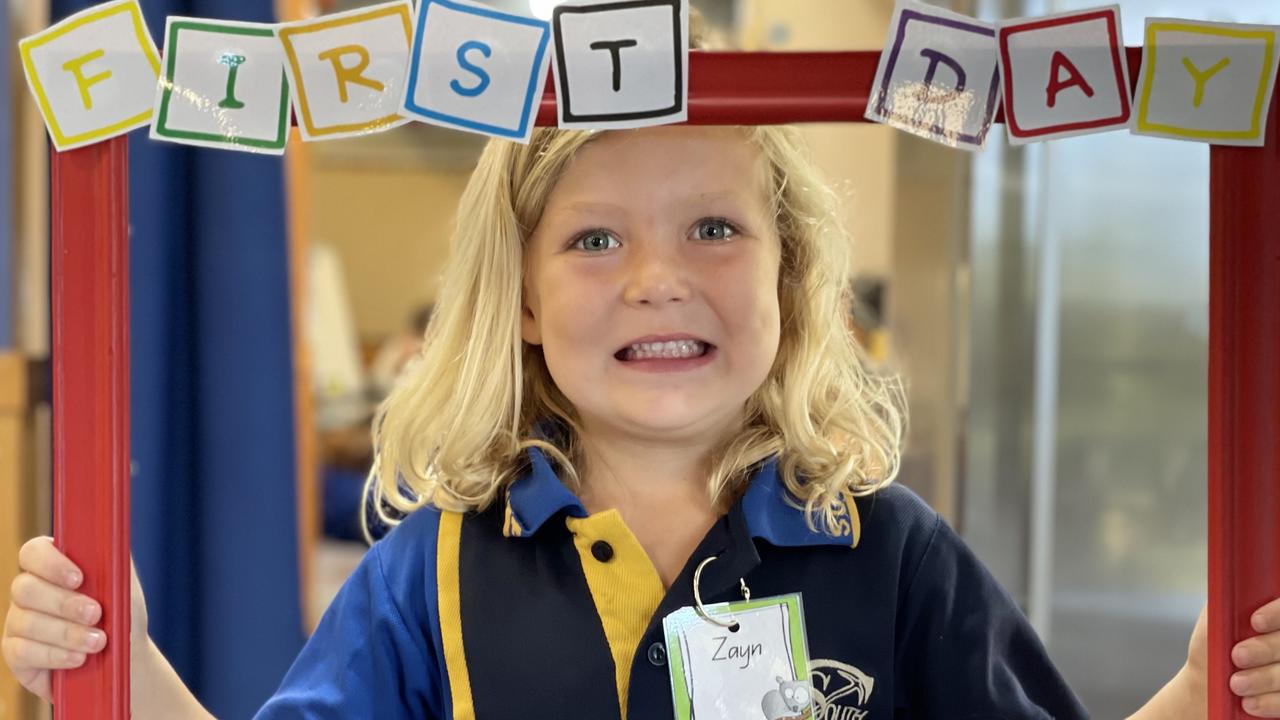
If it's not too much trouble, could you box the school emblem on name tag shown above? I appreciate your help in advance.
[663,592,814,720]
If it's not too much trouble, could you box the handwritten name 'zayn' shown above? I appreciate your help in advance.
[711,636,764,669]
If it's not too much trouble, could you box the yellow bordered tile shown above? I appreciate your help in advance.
[1133,19,1279,146]
[276,0,414,141]
[19,0,162,151]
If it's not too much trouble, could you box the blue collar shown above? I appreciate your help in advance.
[502,439,860,549]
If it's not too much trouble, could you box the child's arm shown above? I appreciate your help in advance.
[134,637,217,719]
[1129,599,1280,719]
[253,516,445,719]
[1126,665,1203,720]
[2,537,214,719]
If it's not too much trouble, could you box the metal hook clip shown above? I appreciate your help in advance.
[692,555,752,630]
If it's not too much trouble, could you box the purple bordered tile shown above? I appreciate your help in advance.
[875,9,1001,146]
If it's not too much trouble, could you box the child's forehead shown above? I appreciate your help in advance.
[575,125,760,162]
[548,127,772,204]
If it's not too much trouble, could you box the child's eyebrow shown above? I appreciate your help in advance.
[556,192,752,216]
[558,201,626,216]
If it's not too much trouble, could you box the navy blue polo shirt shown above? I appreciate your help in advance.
[255,445,1088,719]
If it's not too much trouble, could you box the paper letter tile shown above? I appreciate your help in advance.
[403,0,551,142]
[1132,18,1279,146]
[19,0,162,151]
[998,5,1132,144]
[277,0,414,141]
[151,17,291,154]
[552,0,688,129]
[866,0,1001,151]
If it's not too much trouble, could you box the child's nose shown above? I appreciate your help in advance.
[622,243,692,306]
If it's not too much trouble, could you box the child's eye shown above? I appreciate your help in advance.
[694,218,737,242]
[571,230,620,252]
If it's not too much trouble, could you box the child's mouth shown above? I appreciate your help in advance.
[614,340,717,372]
[615,339,712,361]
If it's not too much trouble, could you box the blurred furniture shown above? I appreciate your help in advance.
[0,353,44,720]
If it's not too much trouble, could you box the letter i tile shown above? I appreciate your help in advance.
[151,17,292,154]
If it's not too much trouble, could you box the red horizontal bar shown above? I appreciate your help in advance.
[532,48,1148,126]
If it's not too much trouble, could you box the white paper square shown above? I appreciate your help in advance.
[19,0,162,151]
[552,0,688,129]
[865,0,1001,151]
[277,0,414,141]
[677,604,801,720]
[998,6,1132,145]
[151,17,291,154]
[403,0,551,142]
[1131,19,1280,147]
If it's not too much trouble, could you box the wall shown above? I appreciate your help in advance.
[308,159,471,341]
[739,0,897,281]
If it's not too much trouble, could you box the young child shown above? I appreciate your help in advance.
[6,125,1280,719]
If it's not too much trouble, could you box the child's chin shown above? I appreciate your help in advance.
[614,406,710,434]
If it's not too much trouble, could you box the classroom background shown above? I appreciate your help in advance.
[3,0,1275,718]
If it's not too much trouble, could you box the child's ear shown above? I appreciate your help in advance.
[520,292,542,345]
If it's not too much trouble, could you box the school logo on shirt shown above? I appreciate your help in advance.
[809,659,875,720]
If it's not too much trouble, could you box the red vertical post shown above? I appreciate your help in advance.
[49,136,131,719]
[1208,94,1280,718]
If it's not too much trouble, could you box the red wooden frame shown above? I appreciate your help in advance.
[49,50,1276,719]
[50,136,131,718]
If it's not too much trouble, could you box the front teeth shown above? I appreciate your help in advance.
[625,340,706,360]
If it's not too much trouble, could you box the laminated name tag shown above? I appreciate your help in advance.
[662,593,814,720]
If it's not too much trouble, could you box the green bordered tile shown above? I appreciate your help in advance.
[151,17,290,154]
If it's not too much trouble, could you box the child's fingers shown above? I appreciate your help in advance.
[17,536,83,590]
[1255,599,1280,634]
[1233,663,1280,700]
[0,635,87,672]
[9,572,101,625]
[1242,691,1280,718]
[4,606,107,655]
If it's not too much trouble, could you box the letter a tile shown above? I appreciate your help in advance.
[997,5,1132,144]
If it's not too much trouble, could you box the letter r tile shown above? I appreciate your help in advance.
[866,0,1001,151]
[276,0,414,141]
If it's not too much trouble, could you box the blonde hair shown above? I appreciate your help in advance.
[362,125,907,543]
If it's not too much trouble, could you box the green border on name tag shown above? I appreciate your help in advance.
[663,592,812,720]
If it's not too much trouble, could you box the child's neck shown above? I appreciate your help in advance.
[577,438,722,589]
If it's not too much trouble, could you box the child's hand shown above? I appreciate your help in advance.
[1183,598,1280,717]
[2,536,149,704]
[1228,598,1280,716]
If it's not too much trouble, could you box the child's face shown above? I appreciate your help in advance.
[522,126,782,443]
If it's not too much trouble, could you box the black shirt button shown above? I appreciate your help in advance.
[591,540,614,562]
[647,641,667,667]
